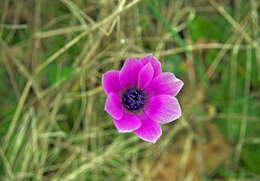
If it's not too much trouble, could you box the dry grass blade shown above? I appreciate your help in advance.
[234,46,252,164]
[1,0,260,180]
[3,81,32,149]
[34,0,141,74]
[208,0,259,50]
[0,39,32,80]
[206,12,250,79]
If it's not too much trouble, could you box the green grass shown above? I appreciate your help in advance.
[0,0,260,180]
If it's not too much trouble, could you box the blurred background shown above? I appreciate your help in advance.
[0,0,260,180]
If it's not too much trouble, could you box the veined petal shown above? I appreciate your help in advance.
[138,63,154,89]
[105,93,124,120]
[119,57,143,89]
[146,73,183,97]
[145,95,181,124]
[102,70,122,95]
[134,113,162,143]
[114,113,141,133]
[140,55,162,77]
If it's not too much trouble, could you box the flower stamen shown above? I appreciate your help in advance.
[122,87,146,113]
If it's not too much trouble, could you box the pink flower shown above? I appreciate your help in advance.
[102,55,183,143]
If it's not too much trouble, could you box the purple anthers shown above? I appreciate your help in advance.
[122,87,146,113]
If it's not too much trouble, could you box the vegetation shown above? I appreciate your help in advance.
[0,0,259,180]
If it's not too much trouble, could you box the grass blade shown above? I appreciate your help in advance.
[145,0,189,53]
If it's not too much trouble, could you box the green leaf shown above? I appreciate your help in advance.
[47,64,74,85]
[188,16,230,42]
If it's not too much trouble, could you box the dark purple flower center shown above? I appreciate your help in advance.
[122,87,146,113]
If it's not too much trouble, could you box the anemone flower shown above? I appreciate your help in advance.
[102,55,183,143]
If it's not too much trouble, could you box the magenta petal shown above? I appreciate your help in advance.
[146,73,183,97]
[105,93,123,120]
[134,114,162,143]
[138,63,154,89]
[145,95,181,124]
[114,113,141,133]
[140,55,162,77]
[102,70,122,95]
[119,57,144,89]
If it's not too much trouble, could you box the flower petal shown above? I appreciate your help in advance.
[138,63,154,89]
[114,113,141,133]
[145,95,181,124]
[119,57,144,89]
[146,73,183,97]
[134,114,162,143]
[140,55,162,77]
[102,70,122,95]
[105,93,124,120]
